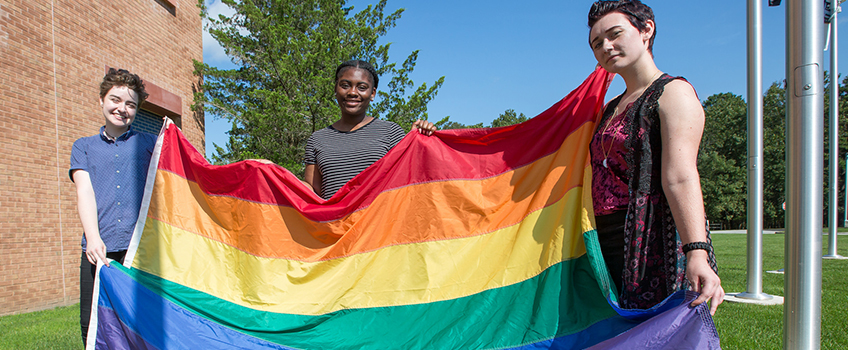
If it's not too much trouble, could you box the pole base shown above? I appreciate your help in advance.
[822,254,848,260]
[724,292,784,305]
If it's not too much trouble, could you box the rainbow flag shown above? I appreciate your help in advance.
[85,67,721,349]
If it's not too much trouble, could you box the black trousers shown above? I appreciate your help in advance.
[80,250,127,346]
[595,210,627,294]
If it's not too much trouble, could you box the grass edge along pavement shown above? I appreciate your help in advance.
[0,234,846,349]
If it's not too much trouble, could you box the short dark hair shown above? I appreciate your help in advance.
[335,60,379,89]
[588,0,656,54]
[99,68,148,105]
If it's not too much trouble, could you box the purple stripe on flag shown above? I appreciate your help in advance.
[510,291,720,350]
[588,291,722,349]
[96,305,159,350]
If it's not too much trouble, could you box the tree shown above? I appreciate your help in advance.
[822,72,848,227]
[433,117,484,130]
[433,109,526,130]
[694,75,848,229]
[490,109,528,128]
[696,84,786,228]
[194,0,444,174]
[698,151,746,229]
[761,82,786,228]
[369,52,444,131]
[699,93,748,228]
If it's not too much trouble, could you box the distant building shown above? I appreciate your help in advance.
[0,0,204,315]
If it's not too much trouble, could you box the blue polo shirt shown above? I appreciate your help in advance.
[70,126,157,252]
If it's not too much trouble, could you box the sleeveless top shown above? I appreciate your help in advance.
[592,74,718,309]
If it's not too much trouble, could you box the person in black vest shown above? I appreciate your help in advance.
[587,0,724,313]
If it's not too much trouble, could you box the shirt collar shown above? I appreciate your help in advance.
[100,126,134,142]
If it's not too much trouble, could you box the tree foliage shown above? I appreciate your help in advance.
[434,109,527,130]
[699,85,788,229]
[490,109,528,128]
[761,82,786,228]
[699,74,848,229]
[822,73,848,228]
[433,117,484,130]
[699,93,748,229]
[194,0,444,174]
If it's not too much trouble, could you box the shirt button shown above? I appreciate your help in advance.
[117,202,121,205]
[115,154,119,158]
[116,170,120,173]
[117,219,121,222]
[117,185,120,189]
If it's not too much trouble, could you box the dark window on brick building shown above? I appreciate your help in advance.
[134,109,165,135]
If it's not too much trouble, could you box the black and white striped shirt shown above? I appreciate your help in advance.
[304,118,405,199]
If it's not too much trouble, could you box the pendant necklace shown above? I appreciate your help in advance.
[600,71,663,169]
[600,107,619,169]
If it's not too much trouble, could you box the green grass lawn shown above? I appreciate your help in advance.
[0,304,79,349]
[1,234,846,349]
[712,234,848,350]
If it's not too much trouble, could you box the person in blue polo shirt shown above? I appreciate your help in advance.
[70,68,157,345]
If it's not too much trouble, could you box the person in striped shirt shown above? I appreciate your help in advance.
[303,60,436,199]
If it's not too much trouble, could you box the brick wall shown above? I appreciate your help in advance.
[0,0,203,315]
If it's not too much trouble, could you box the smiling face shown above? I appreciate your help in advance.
[589,11,654,74]
[100,85,139,135]
[335,67,376,119]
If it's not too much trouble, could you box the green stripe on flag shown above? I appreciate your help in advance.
[113,256,615,349]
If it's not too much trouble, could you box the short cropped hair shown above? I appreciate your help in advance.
[99,68,148,105]
[588,0,656,54]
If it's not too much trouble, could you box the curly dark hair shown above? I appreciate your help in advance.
[335,60,379,89]
[99,68,148,105]
[588,0,656,54]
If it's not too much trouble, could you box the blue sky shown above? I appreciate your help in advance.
[202,0,848,159]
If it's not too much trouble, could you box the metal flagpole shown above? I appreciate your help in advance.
[784,0,824,348]
[735,0,774,301]
[824,0,844,259]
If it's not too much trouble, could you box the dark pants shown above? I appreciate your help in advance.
[595,211,627,294]
[80,250,127,346]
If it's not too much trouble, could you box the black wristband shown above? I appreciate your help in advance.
[682,241,712,254]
